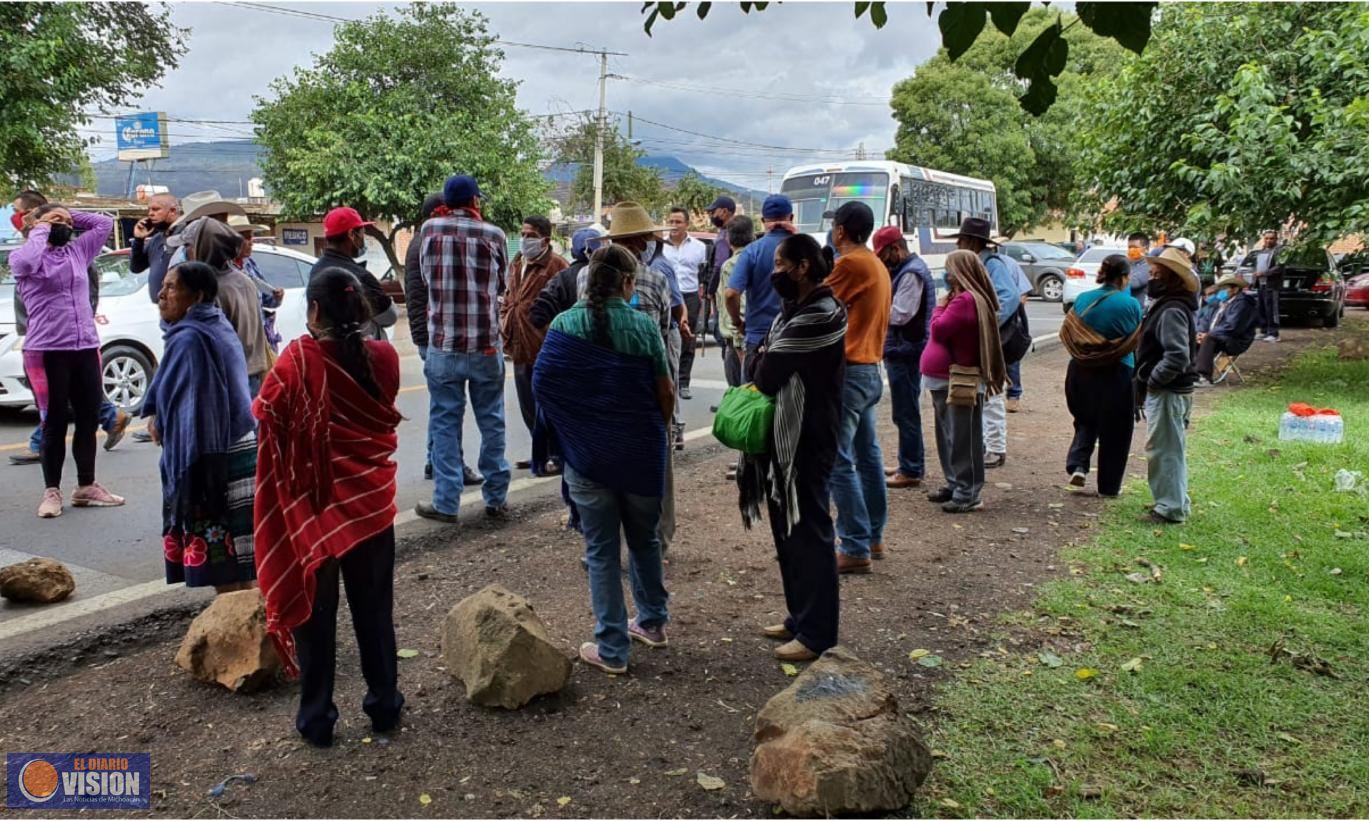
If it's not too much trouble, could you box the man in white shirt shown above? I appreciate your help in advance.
[1251,229,1282,342]
[663,207,710,398]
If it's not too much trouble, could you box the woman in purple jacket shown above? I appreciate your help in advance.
[10,205,125,518]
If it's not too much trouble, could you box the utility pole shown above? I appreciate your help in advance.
[592,50,608,225]
[767,164,773,194]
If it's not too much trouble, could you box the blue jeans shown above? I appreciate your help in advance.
[1007,360,1023,400]
[30,398,120,453]
[424,349,511,514]
[565,465,668,668]
[831,364,887,559]
[885,357,925,479]
[417,345,433,467]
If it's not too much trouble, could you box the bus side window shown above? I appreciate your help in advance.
[889,184,900,227]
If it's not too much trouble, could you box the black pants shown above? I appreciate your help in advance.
[1258,283,1280,338]
[722,339,742,388]
[1064,361,1136,496]
[679,293,702,387]
[294,527,404,745]
[768,458,839,654]
[40,349,103,489]
[1195,335,1232,380]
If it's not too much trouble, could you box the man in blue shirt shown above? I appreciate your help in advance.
[952,217,1021,469]
[724,194,792,379]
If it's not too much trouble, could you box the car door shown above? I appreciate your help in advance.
[250,250,311,346]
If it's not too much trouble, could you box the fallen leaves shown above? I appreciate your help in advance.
[908,648,931,661]
[556,796,572,808]
[1236,556,1248,567]
[917,654,944,668]
[664,768,688,777]
[1120,657,1143,673]
[780,663,799,677]
[1074,667,1099,682]
[696,772,725,791]
[418,793,432,806]
[396,648,420,659]
[1037,651,1064,668]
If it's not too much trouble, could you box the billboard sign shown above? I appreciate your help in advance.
[115,112,169,161]
[281,228,309,246]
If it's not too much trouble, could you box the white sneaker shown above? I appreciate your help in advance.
[1263,335,1279,343]
[1068,471,1087,488]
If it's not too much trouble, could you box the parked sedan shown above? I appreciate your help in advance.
[1001,240,1078,302]
[1061,247,1128,311]
[1235,245,1347,327]
[0,245,317,411]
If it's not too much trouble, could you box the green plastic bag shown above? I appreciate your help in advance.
[712,384,775,455]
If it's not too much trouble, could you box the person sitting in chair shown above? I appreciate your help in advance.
[1196,275,1259,384]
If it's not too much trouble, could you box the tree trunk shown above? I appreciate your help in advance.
[366,223,406,277]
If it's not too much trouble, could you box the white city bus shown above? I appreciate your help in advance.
[778,160,998,273]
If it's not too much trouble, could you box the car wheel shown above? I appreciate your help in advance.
[1324,307,1341,328]
[101,345,154,412]
[1038,274,1064,303]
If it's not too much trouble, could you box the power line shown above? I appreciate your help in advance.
[621,76,889,107]
[623,113,869,156]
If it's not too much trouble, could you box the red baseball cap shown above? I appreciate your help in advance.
[872,225,905,255]
[322,206,373,238]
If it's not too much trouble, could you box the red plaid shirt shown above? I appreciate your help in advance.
[418,212,509,353]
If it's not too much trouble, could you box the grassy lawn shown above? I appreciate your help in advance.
[919,339,1369,818]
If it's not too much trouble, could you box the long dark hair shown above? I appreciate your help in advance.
[1098,254,1130,285]
[585,244,638,348]
[308,267,380,398]
[776,233,830,283]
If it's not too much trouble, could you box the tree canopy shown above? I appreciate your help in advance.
[887,10,1126,235]
[0,3,188,191]
[552,114,668,215]
[1076,2,1369,247]
[251,4,550,272]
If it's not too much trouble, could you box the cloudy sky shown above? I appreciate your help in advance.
[94,0,944,190]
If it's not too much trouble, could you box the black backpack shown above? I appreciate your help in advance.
[1000,303,1032,364]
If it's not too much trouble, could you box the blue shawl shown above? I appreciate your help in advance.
[142,303,256,515]
[532,328,666,498]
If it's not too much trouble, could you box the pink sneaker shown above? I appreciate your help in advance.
[629,622,668,648]
[578,642,627,675]
[72,482,125,508]
[38,488,63,519]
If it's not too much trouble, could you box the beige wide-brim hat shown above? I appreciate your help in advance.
[225,213,270,235]
[601,201,667,239]
[1214,273,1247,290]
[1147,247,1200,293]
[173,191,246,228]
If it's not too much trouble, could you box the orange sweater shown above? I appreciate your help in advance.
[826,247,891,364]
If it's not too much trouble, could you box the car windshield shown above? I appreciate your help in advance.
[92,254,147,298]
[1079,247,1125,263]
[1018,242,1075,260]
[781,171,889,234]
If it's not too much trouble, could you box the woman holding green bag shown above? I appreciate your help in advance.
[738,234,848,663]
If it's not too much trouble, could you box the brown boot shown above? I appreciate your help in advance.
[761,623,794,641]
[773,639,819,662]
[871,542,887,560]
[836,552,872,575]
[885,473,922,489]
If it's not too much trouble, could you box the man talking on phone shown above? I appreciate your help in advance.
[129,193,180,303]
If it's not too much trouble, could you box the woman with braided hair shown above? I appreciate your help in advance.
[533,244,674,675]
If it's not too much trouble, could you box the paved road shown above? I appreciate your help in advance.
[0,301,1064,631]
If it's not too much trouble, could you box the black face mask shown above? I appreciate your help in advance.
[710,215,726,228]
[770,268,800,301]
[1146,278,1167,299]
[47,224,73,247]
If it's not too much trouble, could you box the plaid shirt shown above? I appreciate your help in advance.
[419,212,509,353]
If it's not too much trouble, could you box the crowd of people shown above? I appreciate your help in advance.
[8,175,1290,746]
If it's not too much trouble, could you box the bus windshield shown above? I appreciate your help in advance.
[780,171,890,234]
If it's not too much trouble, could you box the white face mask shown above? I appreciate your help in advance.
[521,237,545,259]
[640,240,657,264]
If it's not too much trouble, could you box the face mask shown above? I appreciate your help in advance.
[1127,247,1145,262]
[1217,289,1231,302]
[640,240,657,264]
[710,215,726,228]
[1146,279,1167,298]
[354,239,368,259]
[9,212,23,232]
[770,268,800,301]
[47,223,73,247]
[521,237,545,259]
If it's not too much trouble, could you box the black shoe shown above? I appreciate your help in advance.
[485,503,511,521]
[985,452,1007,469]
[132,430,153,444]
[9,450,40,466]
[942,499,984,513]
[543,459,563,476]
[680,385,692,400]
[515,458,533,470]
[709,404,720,413]
[414,502,459,524]
[424,463,433,481]
[463,465,484,487]
[926,486,954,503]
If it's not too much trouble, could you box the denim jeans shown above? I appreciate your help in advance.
[884,357,925,479]
[831,363,887,559]
[424,349,511,515]
[416,345,433,468]
[29,398,121,453]
[1145,389,1192,522]
[565,465,669,668]
[1007,360,1023,400]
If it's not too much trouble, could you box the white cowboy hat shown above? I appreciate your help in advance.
[225,213,270,235]
[172,191,246,229]
[600,201,667,239]
[1147,247,1200,293]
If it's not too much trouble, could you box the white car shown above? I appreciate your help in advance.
[0,245,317,410]
[1061,247,1128,311]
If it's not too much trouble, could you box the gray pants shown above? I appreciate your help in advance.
[1145,389,1193,522]
[931,389,985,504]
[659,447,675,553]
[667,326,682,430]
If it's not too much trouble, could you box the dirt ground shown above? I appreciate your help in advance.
[0,322,1346,819]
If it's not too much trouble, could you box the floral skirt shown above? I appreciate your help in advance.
[163,435,258,588]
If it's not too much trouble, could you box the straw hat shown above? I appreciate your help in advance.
[601,201,667,239]
[225,213,269,235]
[1214,273,1247,290]
[172,191,245,229]
[1147,247,1199,293]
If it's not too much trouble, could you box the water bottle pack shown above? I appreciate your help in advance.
[1279,403,1344,444]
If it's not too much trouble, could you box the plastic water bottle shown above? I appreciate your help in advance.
[1279,412,1298,441]
[1327,415,1344,444]
[1315,417,1329,443]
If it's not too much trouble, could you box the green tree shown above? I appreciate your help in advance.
[1077,3,1369,247]
[641,2,1156,114]
[0,3,188,190]
[251,4,550,273]
[888,10,1125,234]
[553,114,667,215]
[671,172,726,223]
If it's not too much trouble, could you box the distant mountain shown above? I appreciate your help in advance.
[82,140,766,206]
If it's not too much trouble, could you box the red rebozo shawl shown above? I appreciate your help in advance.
[253,335,403,676]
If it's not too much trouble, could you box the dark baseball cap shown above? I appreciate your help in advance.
[761,194,793,220]
[705,195,736,212]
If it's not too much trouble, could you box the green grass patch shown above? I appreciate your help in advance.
[920,340,1369,818]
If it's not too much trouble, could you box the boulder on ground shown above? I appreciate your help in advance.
[750,646,932,816]
[440,584,571,709]
[175,589,280,692]
[0,557,76,604]
[1337,337,1367,361]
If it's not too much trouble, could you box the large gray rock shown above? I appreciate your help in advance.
[175,589,281,692]
[0,557,75,604]
[440,585,571,709]
[750,646,932,816]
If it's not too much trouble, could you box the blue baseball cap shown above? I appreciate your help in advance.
[761,194,793,220]
[705,195,736,212]
[443,174,482,207]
